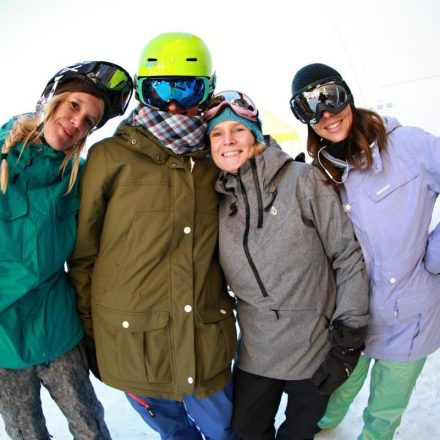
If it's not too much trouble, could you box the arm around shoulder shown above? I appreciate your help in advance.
[301,167,369,329]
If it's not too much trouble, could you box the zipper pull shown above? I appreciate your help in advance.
[190,157,195,172]
[127,393,155,417]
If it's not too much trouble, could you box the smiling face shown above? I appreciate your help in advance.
[43,92,103,151]
[209,120,257,173]
[311,104,353,143]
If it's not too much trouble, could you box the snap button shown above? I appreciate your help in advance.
[131,139,137,145]
[184,305,192,313]
[122,321,130,328]
[390,277,397,284]
[220,309,227,315]
[187,377,194,384]
[183,226,191,234]
[344,204,351,212]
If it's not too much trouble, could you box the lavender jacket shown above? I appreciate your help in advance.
[323,117,440,362]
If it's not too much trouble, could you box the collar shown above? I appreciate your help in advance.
[321,140,381,180]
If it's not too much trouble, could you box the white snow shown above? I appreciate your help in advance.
[1,348,439,439]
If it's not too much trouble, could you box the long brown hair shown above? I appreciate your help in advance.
[307,105,388,187]
[0,92,103,194]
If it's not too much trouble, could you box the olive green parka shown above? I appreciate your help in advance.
[68,123,237,400]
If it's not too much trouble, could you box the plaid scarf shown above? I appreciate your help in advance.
[125,104,207,154]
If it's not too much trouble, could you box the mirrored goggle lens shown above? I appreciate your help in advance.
[61,61,133,114]
[90,63,132,91]
[205,90,258,122]
[292,83,349,124]
[140,77,207,110]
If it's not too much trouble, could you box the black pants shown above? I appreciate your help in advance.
[232,368,329,440]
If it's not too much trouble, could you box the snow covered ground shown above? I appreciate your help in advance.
[1,348,439,439]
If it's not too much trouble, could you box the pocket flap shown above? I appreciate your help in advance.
[366,170,419,202]
[0,192,28,220]
[196,307,232,323]
[94,305,170,331]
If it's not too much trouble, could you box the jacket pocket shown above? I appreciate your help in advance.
[366,169,419,203]
[396,290,440,320]
[0,192,28,261]
[195,307,237,380]
[93,305,172,384]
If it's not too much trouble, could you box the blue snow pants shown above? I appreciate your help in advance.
[126,381,238,439]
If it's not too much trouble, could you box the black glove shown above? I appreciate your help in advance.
[311,320,367,395]
[84,336,102,381]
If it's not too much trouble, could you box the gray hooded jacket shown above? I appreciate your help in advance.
[215,141,369,380]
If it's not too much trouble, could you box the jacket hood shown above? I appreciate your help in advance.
[382,115,402,135]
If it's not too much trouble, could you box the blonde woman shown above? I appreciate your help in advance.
[0,61,132,439]
[205,90,369,440]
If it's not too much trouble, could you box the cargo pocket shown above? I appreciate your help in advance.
[195,307,237,380]
[0,191,28,261]
[93,305,172,384]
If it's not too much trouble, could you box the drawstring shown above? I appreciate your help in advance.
[264,189,278,212]
[238,170,269,298]
[127,393,155,417]
[317,145,347,185]
[250,158,263,228]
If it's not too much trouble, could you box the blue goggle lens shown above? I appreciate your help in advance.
[138,77,207,110]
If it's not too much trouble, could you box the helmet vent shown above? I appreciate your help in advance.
[186,58,197,62]
[147,58,158,61]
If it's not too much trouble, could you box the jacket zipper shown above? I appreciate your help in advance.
[238,172,269,298]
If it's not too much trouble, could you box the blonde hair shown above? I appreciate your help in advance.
[1,92,103,194]
[253,141,266,158]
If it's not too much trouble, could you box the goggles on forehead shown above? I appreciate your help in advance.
[136,76,211,110]
[204,90,259,123]
[290,81,352,124]
[42,61,133,127]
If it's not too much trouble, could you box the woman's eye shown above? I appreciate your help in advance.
[85,118,94,128]
[70,101,80,109]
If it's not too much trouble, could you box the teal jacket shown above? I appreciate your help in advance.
[0,117,84,368]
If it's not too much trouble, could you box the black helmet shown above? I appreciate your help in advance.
[38,61,133,128]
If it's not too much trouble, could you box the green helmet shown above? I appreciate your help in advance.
[137,32,213,78]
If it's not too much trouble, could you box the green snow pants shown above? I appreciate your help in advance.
[318,354,426,440]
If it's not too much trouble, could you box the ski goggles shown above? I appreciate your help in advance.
[204,90,259,123]
[43,61,133,126]
[137,76,211,110]
[290,81,351,124]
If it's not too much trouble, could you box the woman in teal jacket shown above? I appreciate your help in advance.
[0,61,133,439]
